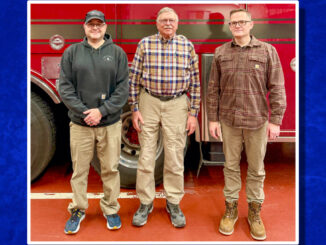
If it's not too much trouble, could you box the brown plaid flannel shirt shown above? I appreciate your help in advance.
[207,36,286,130]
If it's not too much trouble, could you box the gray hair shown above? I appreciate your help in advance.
[156,7,179,22]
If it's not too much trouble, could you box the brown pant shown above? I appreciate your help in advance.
[221,121,268,204]
[68,120,121,215]
[136,90,188,205]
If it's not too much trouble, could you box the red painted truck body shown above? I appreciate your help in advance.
[29,3,296,185]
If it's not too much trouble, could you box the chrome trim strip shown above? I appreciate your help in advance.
[31,74,61,104]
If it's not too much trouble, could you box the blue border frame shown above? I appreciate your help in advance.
[1,0,325,244]
[0,0,27,244]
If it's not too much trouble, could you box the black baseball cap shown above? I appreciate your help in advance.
[85,10,106,24]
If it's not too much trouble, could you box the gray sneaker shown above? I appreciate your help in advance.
[132,203,153,226]
[166,200,186,228]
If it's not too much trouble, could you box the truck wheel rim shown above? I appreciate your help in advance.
[120,111,163,169]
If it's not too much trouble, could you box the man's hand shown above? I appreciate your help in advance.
[186,115,197,136]
[83,108,102,126]
[209,121,222,140]
[267,122,280,140]
[132,111,144,133]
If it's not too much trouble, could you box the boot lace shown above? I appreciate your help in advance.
[250,204,262,223]
[139,204,146,213]
[170,204,181,214]
[110,214,119,218]
[225,202,237,218]
[138,204,151,213]
[71,209,82,223]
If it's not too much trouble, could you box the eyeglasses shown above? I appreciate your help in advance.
[86,23,106,29]
[228,20,251,28]
[158,18,177,24]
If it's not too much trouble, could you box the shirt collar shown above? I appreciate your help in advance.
[158,32,176,43]
[230,35,261,48]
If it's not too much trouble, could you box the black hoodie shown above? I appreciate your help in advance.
[58,34,129,127]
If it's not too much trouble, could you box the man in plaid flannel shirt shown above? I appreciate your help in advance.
[207,9,286,240]
[129,7,200,228]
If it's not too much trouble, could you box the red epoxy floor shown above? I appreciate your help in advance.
[30,143,296,243]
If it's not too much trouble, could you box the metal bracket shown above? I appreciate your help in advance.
[196,141,225,177]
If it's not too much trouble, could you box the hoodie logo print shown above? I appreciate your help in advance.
[103,55,113,62]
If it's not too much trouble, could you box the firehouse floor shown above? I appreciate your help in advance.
[30,143,296,243]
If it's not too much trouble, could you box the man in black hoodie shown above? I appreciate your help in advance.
[58,10,129,234]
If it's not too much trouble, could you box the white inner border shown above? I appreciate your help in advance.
[27,1,299,244]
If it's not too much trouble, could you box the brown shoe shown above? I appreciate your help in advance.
[248,202,266,240]
[219,201,238,235]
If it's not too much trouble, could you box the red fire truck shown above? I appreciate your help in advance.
[29,3,296,188]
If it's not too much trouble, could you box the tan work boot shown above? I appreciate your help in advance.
[248,202,266,240]
[219,201,238,235]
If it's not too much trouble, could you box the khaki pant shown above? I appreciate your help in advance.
[221,121,268,204]
[68,120,121,215]
[137,90,188,205]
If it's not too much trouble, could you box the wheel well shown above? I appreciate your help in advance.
[31,83,56,108]
[31,82,71,165]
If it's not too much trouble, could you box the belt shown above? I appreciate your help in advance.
[144,88,186,101]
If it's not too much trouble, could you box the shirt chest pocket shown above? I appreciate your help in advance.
[219,55,233,72]
[172,51,189,77]
[248,55,267,74]
[173,51,188,68]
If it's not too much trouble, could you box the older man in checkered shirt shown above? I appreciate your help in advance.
[129,7,200,228]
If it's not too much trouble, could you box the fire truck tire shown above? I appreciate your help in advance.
[31,92,56,181]
[118,149,164,189]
